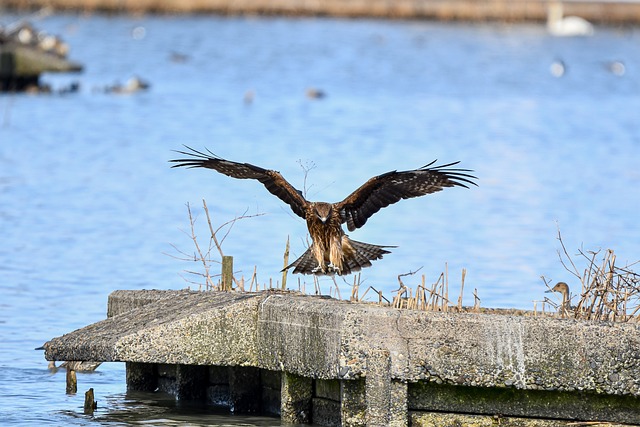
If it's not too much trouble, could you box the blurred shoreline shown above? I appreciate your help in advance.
[3,0,640,24]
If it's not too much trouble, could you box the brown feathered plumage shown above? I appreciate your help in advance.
[170,147,477,276]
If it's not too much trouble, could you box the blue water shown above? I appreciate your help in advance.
[1,12,639,425]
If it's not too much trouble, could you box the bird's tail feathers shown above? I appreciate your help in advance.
[283,247,318,276]
[283,239,394,276]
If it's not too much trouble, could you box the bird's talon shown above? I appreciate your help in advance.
[312,265,325,274]
[326,263,342,275]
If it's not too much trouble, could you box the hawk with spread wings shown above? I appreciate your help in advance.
[171,147,477,276]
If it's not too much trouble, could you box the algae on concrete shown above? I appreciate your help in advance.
[281,372,312,423]
[409,381,640,424]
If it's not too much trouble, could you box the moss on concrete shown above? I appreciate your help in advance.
[409,381,640,424]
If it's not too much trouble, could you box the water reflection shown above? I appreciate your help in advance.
[98,391,284,426]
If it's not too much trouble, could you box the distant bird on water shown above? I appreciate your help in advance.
[105,76,150,94]
[171,147,477,276]
[605,61,626,76]
[550,59,566,77]
[306,88,326,99]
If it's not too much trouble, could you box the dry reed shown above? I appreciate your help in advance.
[386,264,474,312]
[172,199,475,312]
[541,228,640,322]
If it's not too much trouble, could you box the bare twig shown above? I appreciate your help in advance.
[186,202,215,290]
[171,200,266,290]
[556,224,581,280]
[549,230,640,322]
[297,159,317,198]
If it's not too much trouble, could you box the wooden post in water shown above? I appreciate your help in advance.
[222,256,233,291]
[83,388,97,414]
[66,367,77,394]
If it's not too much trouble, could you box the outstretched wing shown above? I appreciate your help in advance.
[170,146,308,219]
[337,160,477,232]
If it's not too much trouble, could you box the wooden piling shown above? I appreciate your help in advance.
[222,256,233,291]
[65,368,77,394]
[83,388,97,415]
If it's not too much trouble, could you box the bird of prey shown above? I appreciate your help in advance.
[170,147,477,276]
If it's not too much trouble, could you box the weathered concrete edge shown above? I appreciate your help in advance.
[46,290,263,366]
[252,291,640,397]
[45,289,640,396]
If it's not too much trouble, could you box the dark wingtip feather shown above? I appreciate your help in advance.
[169,145,221,168]
[447,172,479,188]
[420,160,478,188]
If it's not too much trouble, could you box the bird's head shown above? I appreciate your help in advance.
[313,202,332,223]
[546,281,569,295]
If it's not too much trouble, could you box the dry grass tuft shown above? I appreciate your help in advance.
[383,265,478,312]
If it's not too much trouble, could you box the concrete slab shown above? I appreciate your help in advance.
[43,289,640,425]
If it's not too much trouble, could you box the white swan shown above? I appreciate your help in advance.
[547,1,594,37]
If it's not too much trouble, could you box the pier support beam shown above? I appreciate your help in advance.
[313,379,341,426]
[207,366,230,406]
[366,349,408,427]
[126,362,157,392]
[175,364,207,400]
[281,372,312,424]
[342,379,366,427]
[229,366,261,413]
[389,380,408,426]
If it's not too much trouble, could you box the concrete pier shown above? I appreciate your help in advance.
[0,23,82,91]
[44,290,640,426]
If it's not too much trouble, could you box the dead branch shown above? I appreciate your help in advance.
[186,202,215,290]
[549,230,640,322]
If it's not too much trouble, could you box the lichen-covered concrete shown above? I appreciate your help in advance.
[281,372,312,423]
[43,289,640,425]
[1,41,82,91]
